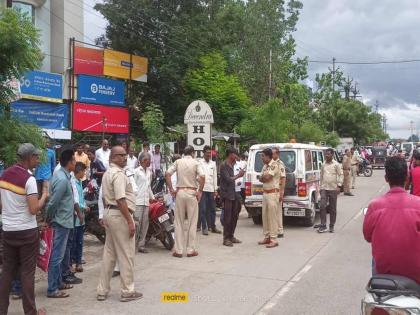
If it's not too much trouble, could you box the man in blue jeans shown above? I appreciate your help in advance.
[46,149,77,298]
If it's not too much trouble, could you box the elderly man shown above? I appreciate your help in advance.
[0,144,48,315]
[134,152,154,253]
[97,146,142,302]
[95,139,111,170]
[165,146,205,258]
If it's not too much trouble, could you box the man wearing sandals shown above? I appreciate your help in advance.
[0,143,48,314]
[46,149,77,298]
[97,146,143,302]
[258,148,281,248]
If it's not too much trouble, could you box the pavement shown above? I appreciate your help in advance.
[7,170,386,315]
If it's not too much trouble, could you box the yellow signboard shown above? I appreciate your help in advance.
[103,49,148,82]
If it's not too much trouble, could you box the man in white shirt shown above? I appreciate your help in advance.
[126,147,138,171]
[151,144,162,177]
[198,145,222,235]
[133,152,154,253]
[95,139,110,170]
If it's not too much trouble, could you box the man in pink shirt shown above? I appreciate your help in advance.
[363,156,420,284]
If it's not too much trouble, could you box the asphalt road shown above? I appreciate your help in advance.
[8,169,386,315]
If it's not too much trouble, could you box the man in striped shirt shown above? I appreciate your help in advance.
[0,143,48,315]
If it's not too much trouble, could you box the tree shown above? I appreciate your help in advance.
[0,7,45,166]
[183,52,251,131]
[408,134,419,142]
[0,7,43,110]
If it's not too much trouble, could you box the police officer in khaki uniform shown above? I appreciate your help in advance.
[97,146,143,302]
[272,147,286,238]
[350,147,359,189]
[165,145,205,258]
[342,149,354,196]
[258,148,281,248]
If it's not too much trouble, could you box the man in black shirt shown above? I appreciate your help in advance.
[219,147,245,247]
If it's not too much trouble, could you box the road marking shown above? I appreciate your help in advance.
[255,264,312,315]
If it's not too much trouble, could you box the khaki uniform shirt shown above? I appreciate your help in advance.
[166,156,204,189]
[261,160,281,190]
[102,163,136,212]
[320,160,343,190]
[342,155,351,171]
[351,154,359,166]
[273,158,286,178]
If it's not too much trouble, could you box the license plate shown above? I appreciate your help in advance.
[158,213,170,223]
[284,208,306,217]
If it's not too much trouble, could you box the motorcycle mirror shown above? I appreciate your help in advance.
[362,207,368,215]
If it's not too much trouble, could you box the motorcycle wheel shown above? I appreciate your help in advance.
[161,231,174,250]
[364,168,373,177]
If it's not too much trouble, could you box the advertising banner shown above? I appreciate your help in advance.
[11,100,69,130]
[20,71,63,103]
[103,49,148,82]
[74,46,104,76]
[73,102,129,134]
[77,75,125,106]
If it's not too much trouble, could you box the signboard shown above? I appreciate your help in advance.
[73,102,129,134]
[43,129,72,140]
[103,49,148,82]
[20,71,63,103]
[11,100,69,130]
[184,100,214,158]
[74,46,104,76]
[77,75,125,106]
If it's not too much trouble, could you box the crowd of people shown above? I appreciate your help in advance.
[3,137,420,314]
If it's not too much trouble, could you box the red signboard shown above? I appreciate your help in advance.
[74,46,104,75]
[73,102,129,134]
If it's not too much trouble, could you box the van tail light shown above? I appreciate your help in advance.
[298,182,307,197]
[245,182,251,196]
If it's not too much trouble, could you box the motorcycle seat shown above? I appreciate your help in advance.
[369,274,420,295]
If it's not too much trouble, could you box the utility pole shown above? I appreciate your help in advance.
[410,120,414,139]
[351,81,361,100]
[332,57,336,93]
[375,100,379,113]
[343,76,353,100]
[382,114,387,134]
[268,49,272,100]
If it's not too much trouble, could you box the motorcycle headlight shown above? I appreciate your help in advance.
[362,301,420,315]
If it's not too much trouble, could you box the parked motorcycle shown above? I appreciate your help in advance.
[359,158,373,177]
[83,179,106,244]
[140,193,175,250]
[361,274,420,314]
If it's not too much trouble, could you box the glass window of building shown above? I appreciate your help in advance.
[12,1,34,23]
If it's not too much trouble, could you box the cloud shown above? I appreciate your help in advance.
[295,0,420,138]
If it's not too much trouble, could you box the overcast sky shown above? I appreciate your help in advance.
[84,0,420,139]
[295,0,420,139]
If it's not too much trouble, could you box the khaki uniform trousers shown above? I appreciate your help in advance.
[262,193,279,239]
[174,189,198,255]
[97,209,135,296]
[277,200,283,234]
[351,166,357,188]
[343,170,351,193]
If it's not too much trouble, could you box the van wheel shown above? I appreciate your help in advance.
[252,215,262,225]
[304,196,316,227]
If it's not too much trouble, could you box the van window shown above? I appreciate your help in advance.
[318,151,324,169]
[312,151,318,170]
[254,151,296,173]
[305,150,312,171]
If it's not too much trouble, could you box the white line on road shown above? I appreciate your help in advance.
[255,264,312,315]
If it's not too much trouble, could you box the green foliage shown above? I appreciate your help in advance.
[0,116,46,166]
[140,103,165,144]
[183,52,250,131]
[0,7,43,108]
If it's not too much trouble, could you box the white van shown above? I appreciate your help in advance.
[244,143,331,227]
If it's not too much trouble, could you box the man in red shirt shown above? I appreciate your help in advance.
[363,156,420,284]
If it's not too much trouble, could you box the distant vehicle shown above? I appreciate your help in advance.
[371,146,387,168]
[402,142,415,159]
[244,143,338,227]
